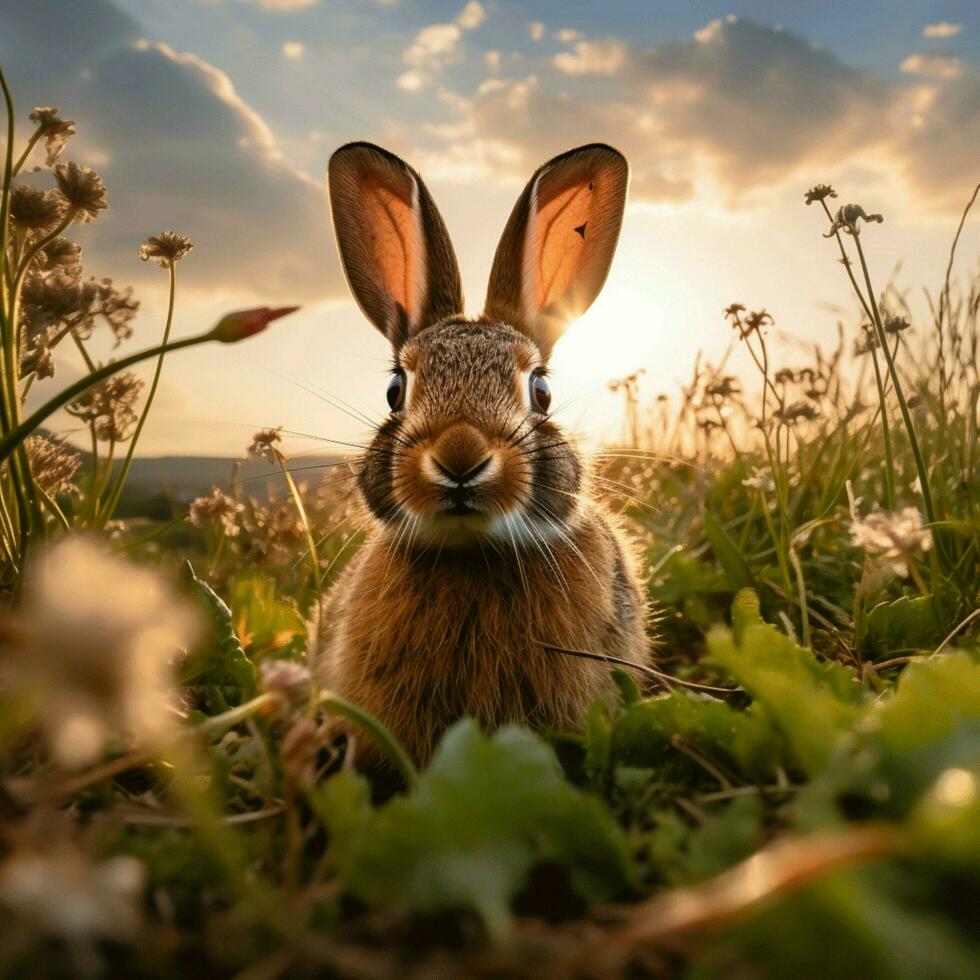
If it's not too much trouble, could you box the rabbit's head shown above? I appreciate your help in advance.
[328,142,628,548]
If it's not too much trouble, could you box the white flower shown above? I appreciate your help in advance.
[847,483,932,577]
[742,468,775,493]
[0,841,144,942]
[4,537,199,768]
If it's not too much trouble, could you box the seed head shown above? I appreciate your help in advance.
[804,184,837,206]
[824,203,883,238]
[248,427,284,465]
[9,184,65,232]
[66,370,144,442]
[25,436,81,497]
[188,487,244,537]
[37,236,82,274]
[28,106,77,166]
[138,231,194,268]
[52,162,108,223]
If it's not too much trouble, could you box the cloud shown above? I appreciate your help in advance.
[417,16,976,213]
[900,53,962,79]
[555,29,584,44]
[0,2,339,301]
[484,50,501,71]
[456,1,485,31]
[281,41,305,59]
[922,22,962,39]
[398,4,485,93]
[529,22,545,42]
[238,0,319,10]
[552,39,626,76]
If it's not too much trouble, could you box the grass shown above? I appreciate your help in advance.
[0,70,978,979]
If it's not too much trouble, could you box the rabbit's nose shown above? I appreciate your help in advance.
[429,424,494,485]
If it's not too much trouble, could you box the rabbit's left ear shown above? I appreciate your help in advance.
[328,142,463,348]
[484,144,628,357]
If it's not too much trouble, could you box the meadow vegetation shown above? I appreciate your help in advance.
[0,71,978,977]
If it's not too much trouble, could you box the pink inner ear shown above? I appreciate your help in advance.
[534,178,595,312]
[359,176,417,318]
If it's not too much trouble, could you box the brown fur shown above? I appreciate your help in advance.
[322,142,648,766]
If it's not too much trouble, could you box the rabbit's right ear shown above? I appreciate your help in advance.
[328,143,463,347]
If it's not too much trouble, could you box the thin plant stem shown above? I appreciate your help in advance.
[852,234,935,527]
[101,261,177,524]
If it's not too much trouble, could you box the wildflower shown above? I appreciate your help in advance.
[742,468,775,492]
[0,830,144,944]
[138,231,194,268]
[52,162,108,223]
[773,401,819,424]
[705,375,740,398]
[25,435,81,497]
[883,313,911,334]
[2,537,199,767]
[188,487,244,537]
[260,658,312,711]
[66,370,144,442]
[209,305,299,343]
[804,183,837,206]
[249,427,284,464]
[847,486,933,577]
[92,278,139,344]
[723,303,745,320]
[37,236,82,273]
[728,306,773,339]
[824,203,883,238]
[773,368,796,384]
[28,105,76,166]
[8,183,64,232]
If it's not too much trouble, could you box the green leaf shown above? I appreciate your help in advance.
[710,589,861,776]
[862,594,945,658]
[612,692,778,780]
[315,720,635,939]
[704,509,756,592]
[229,570,307,660]
[180,562,257,711]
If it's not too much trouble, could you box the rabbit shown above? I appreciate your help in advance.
[320,141,650,767]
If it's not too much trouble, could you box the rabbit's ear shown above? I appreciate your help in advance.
[328,142,463,347]
[484,144,628,356]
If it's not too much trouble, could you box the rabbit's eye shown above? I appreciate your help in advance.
[529,370,551,414]
[386,370,406,411]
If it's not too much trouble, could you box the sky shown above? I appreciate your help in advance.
[0,0,978,457]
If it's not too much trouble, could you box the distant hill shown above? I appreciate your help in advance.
[63,451,349,520]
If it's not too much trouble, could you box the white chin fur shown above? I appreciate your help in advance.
[390,502,578,551]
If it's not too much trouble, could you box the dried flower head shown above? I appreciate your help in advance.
[9,183,65,232]
[20,340,54,380]
[249,427,284,464]
[52,162,108,223]
[2,537,199,768]
[66,370,144,442]
[773,401,819,424]
[36,236,82,274]
[848,486,933,577]
[804,184,837,206]
[824,203,884,238]
[25,435,81,497]
[28,106,77,166]
[189,487,244,537]
[883,313,911,334]
[705,375,740,398]
[138,231,194,268]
